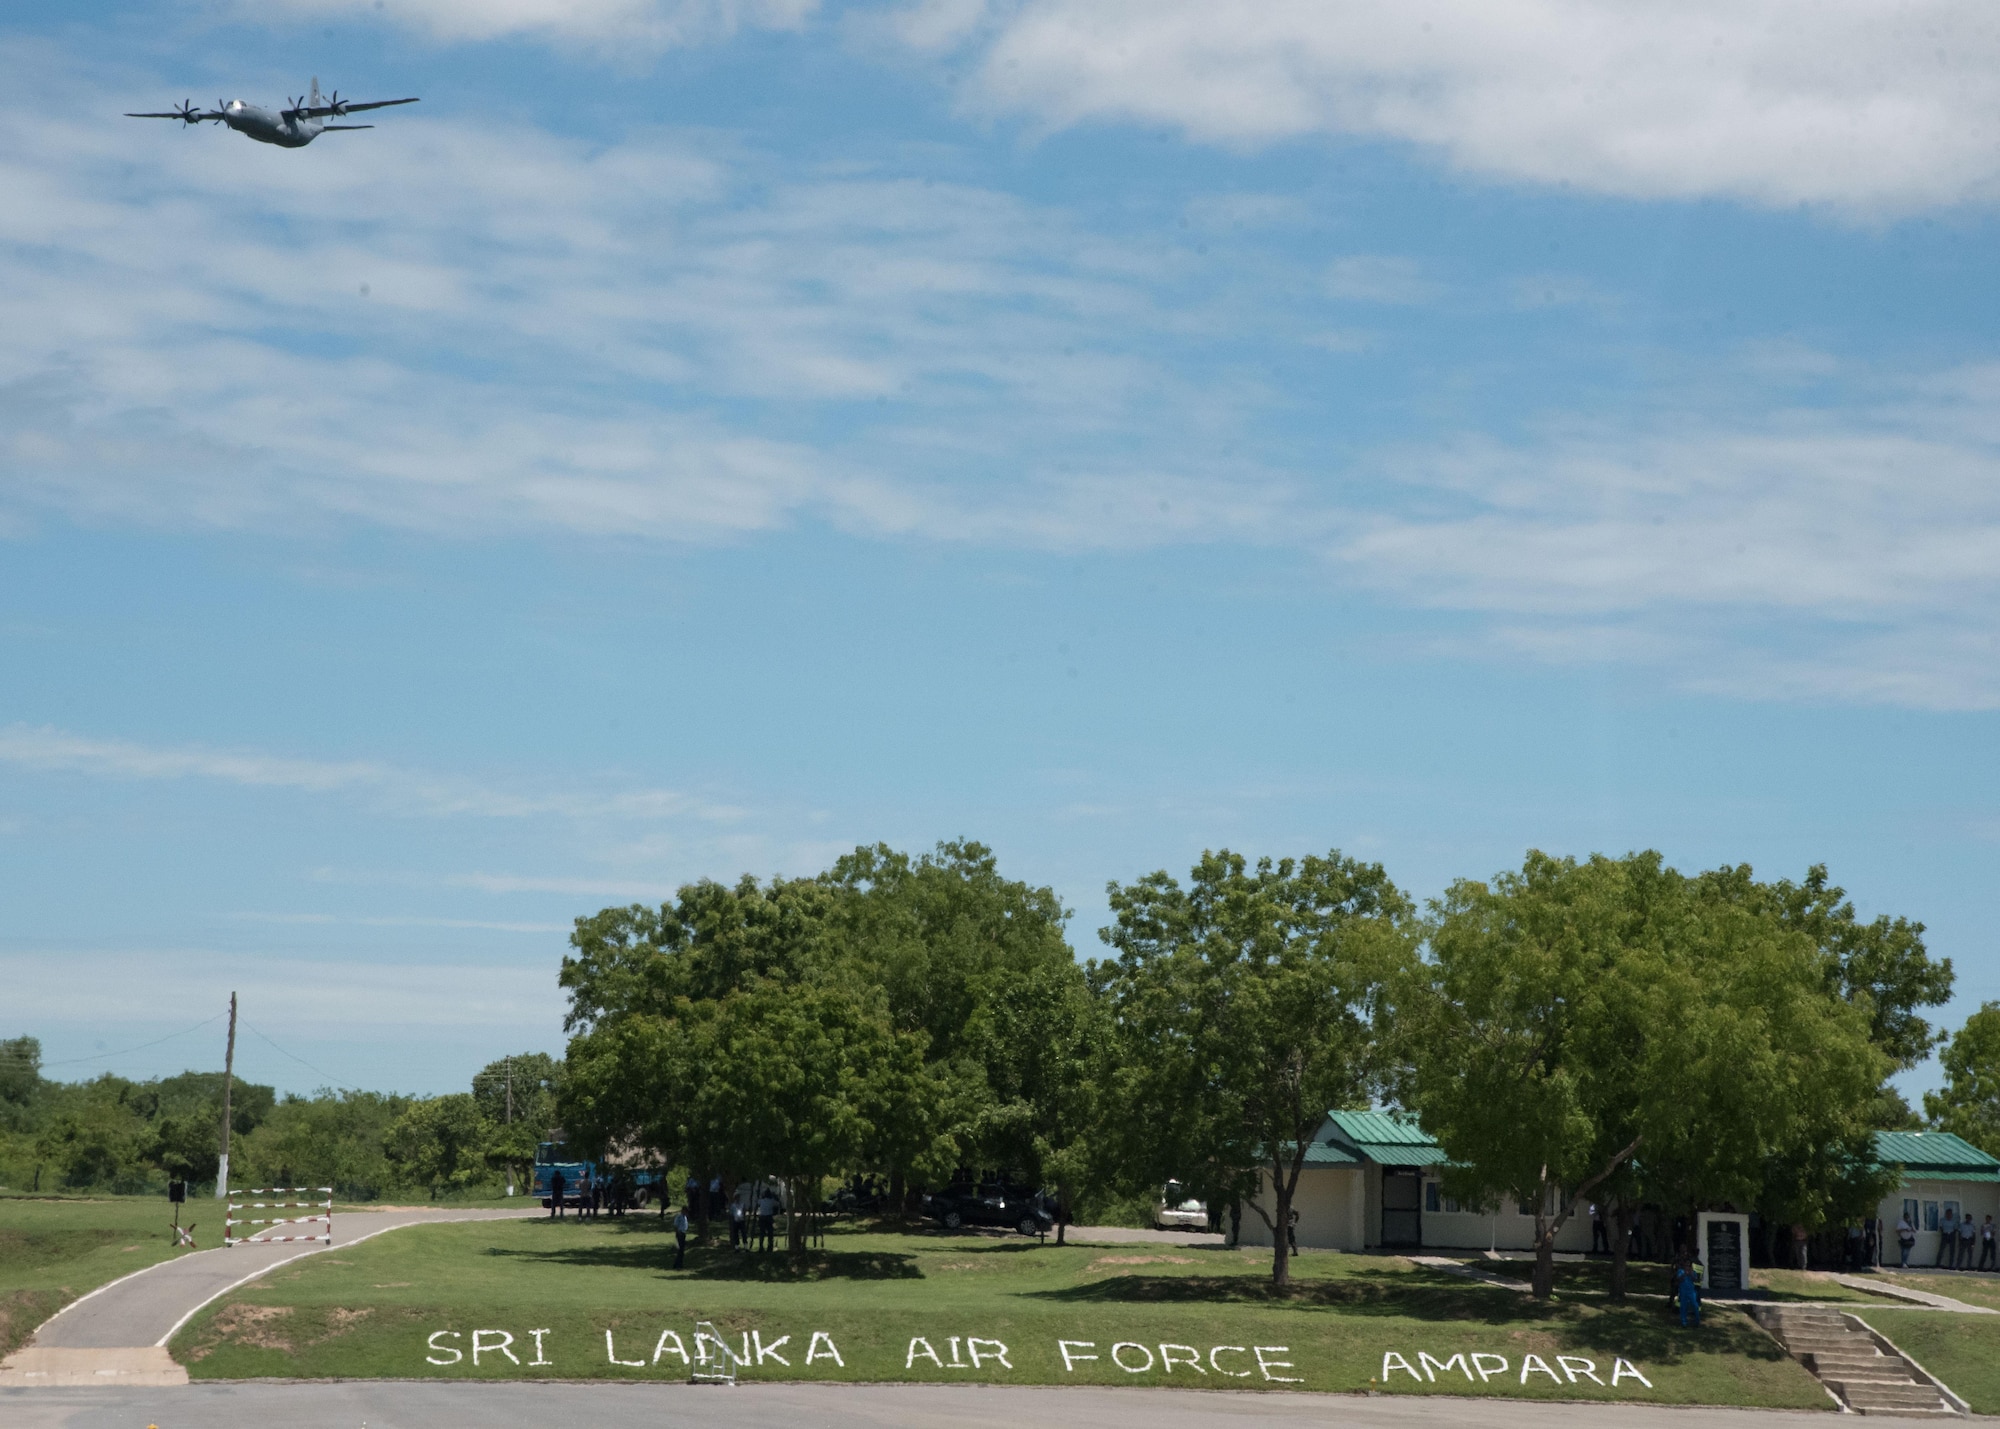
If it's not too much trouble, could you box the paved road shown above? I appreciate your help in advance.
[0,1380,1915,1429]
[33,1207,539,1349]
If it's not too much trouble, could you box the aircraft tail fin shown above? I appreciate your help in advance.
[309,76,321,108]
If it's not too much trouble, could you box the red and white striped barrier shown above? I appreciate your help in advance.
[226,1187,333,1247]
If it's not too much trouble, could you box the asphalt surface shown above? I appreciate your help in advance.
[0,1381,1904,1429]
[31,1206,538,1349]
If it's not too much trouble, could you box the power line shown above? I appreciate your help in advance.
[36,1011,229,1069]
[240,1018,338,1086]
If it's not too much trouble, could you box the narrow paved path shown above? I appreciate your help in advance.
[1,1205,537,1386]
[0,1379,1884,1429]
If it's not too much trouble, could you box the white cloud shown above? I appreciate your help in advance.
[926,0,2000,215]
[1331,374,2000,708]
[0,724,739,823]
[245,0,816,47]
[1323,255,1439,305]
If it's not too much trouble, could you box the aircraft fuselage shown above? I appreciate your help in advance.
[219,100,321,148]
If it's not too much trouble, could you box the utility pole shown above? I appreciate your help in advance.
[505,1056,516,1197]
[215,992,237,1200]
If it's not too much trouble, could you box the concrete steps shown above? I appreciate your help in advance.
[1751,1305,1959,1416]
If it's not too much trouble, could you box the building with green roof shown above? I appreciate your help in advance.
[1235,1109,1600,1254]
[1234,1117,1999,1262]
[1872,1129,1998,1268]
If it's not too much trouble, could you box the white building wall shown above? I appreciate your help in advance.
[1238,1166,1366,1250]
[1877,1179,2000,1267]
[1236,1166,1595,1253]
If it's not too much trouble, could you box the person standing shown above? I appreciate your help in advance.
[729,1196,745,1251]
[1937,1206,1959,1268]
[1791,1222,1810,1271]
[1674,1257,1701,1327]
[756,1186,778,1253]
[673,1204,689,1270]
[1591,1204,1609,1255]
[1960,1211,1978,1269]
[1286,1207,1300,1257]
[1897,1213,1916,1267]
[1979,1216,1995,1272]
[549,1169,566,1219]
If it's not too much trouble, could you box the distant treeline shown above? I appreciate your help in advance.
[0,1042,560,1202]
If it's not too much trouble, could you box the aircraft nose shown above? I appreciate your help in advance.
[228,99,245,112]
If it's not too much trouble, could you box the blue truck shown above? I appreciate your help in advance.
[531,1140,661,1208]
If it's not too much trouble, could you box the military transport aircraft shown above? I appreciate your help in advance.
[126,78,418,149]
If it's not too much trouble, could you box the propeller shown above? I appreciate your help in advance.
[175,98,203,124]
[325,90,346,116]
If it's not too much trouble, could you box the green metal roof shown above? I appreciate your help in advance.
[1327,1110,1436,1146]
[1301,1140,1364,1167]
[1874,1130,2000,1173]
[1321,1110,1453,1167]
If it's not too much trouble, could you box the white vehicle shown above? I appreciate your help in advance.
[1154,1181,1211,1230]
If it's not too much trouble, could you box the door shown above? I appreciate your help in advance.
[1381,1169,1422,1247]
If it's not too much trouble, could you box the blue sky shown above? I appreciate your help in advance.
[2,0,1997,1098]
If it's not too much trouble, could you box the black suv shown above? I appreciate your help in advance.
[922,1177,1055,1236]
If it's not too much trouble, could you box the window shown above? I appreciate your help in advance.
[1425,1182,1440,1213]
[1942,1199,1961,1224]
[1925,1201,1939,1232]
[1444,1194,1461,1214]
[1903,1198,1919,1227]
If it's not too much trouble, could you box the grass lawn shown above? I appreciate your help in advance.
[171,1215,1827,1409]
[1878,1268,2000,1311]
[1464,1258,1878,1304]
[1853,1309,2000,1416]
[0,1193,201,1357]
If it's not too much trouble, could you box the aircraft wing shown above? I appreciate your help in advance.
[296,97,419,117]
[125,110,218,119]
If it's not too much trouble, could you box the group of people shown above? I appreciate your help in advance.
[726,1185,783,1253]
[1894,1209,1998,1271]
[542,1168,643,1219]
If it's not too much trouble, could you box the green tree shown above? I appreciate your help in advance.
[961,955,1106,1243]
[1099,849,1413,1287]
[1401,852,1655,1300]
[237,1090,412,1199]
[472,1052,562,1192]
[386,1094,493,1199]
[1926,1003,2000,1158]
[1766,865,1953,1070]
[0,1036,41,1110]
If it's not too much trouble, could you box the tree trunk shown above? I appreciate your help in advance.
[1271,1175,1292,1288]
[890,1169,906,1220]
[1055,1181,1070,1246]
[1532,1215,1556,1299]
[1610,1203,1633,1302]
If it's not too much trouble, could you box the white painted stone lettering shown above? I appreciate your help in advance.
[652,1331,689,1365]
[906,1337,943,1369]
[805,1331,844,1367]
[1253,1346,1301,1383]
[1383,1351,1422,1382]
[966,1337,1012,1369]
[1058,1340,1098,1371]
[753,1331,790,1366]
[945,1336,969,1368]
[1471,1352,1509,1382]
[528,1329,553,1367]
[1158,1344,1205,1375]
[1557,1355,1602,1385]
[1611,1358,1653,1388]
[1111,1342,1156,1373]
[1519,1353,1561,1384]
[1209,1345,1252,1377]
[1419,1351,1472,1382]
[471,1329,518,1366]
[426,1330,462,1366]
[605,1330,645,1367]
